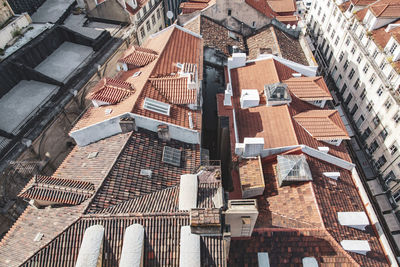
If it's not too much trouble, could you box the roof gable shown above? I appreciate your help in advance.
[87,78,135,104]
[284,76,333,101]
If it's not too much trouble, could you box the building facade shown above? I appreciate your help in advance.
[307,0,400,209]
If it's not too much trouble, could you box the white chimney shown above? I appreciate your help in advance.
[318,147,329,154]
[76,225,105,267]
[340,240,371,255]
[292,73,302,77]
[179,174,198,210]
[323,172,340,180]
[258,252,270,267]
[225,199,259,237]
[337,212,369,231]
[302,257,318,267]
[243,138,264,157]
[227,53,247,70]
[119,224,144,267]
[188,112,194,129]
[224,83,232,106]
[240,89,260,108]
[179,226,200,267]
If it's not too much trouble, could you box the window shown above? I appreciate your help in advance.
[350,103,358,115]
[340,83,348,94]
[345,37,351,46]
[356,115,365,128]
[368,140,378,154]
[384,98,392,110]
[351,45,356,54]
[393,190,400,203]
[228,9,232,16]
[345,93,353,105]
[252,21,256,28]
[339,52,344,62]
[356,54,363,64]
[146,20,151,31]
[366,101,374,112]
[354,78,360,90]
[331,29,336,39]
[360,89,367,100]
[359,32,364,41]
[137,12,141,20]
[341,20,346,29]
[363,63,369,74]
[337,14,341,23]
[149,0,153,8]
[327,1,331,7]
[157,9,161,19]
[143,5,147,13]
[333,8,337,17]
[379,128,388,141]
[151,14,156,25]
[353,23,358,31]
[322,14,326,23]
[388,70,395,81]
[376,86,383,96]
[362,127,371,139]
[389,42,398,54]
[348,69,355,79]
[372,49,378,59]
[375,155,387,169]
[379,60,386,70]
[390,142,398,155]
[369,74,376,85]
[343,60,349,70]
[318,7,321,16]
[326,23,331,32]
[334,36,340,46]
[373,115,380,127]
[140,27,145,38]
[393,113,400,124]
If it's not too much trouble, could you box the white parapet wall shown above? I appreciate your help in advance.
[70,112,201,146]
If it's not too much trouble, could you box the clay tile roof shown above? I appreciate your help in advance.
[239,157,265,191]
[284,76,333,101]
[370,0,400,18]
[355,7,369,21]
[180,1,209,14]
[338,1,351,12]
[87,78,135,104]
[293,110,350,140]
[149,77,197,104]
[119,46,158,67]
[351,0,376,5]
[245,0,278,17]
[18,175,95,205]
[267,0,296,13]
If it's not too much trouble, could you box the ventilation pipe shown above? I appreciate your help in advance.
[179,226,200,267]
[179,174,198,210]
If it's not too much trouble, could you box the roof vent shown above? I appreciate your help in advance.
[76,225,105,267]
[143,97,171,116]
[323,172,340,180]
[340,240,371,255]
[119,224,144,267]
[258,252,270,267]
[292,73,302,77]
[105,108,112,115]
[162,146,181,167]
[87,152,99,159]
[179,174,198,210]
[240,89,260,108]
[132,71,141,77]
[337,212,369,231]
[318,147,329,153]
[140,169,152,178]
[179,226,200,267]
[33,232,44,242]
[302,257,318,267]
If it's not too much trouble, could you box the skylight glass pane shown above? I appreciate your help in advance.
[162,146,181,167]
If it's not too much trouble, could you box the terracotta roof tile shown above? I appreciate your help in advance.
[369,0,400,18]
[180,1,208,13]
[245,0,278,18]
[87,78,135,104]
[284,76,333,101]
[118,45,158,67]
[267,0,296,13]
[149,76,197,104]
[351,0,376,5]
[18,175,95,206]
[293,110,350,140]
[371,18,400,50]
[239,157,265,191]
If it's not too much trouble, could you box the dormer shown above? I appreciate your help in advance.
[365,3,400,31]
[178,63,198,90]
[293,110,350,146]
[264,82,291,106]
[384,37,400,61]
[284,77,332,108]
[117,46,158,70]
[276,155,313,187]
[87,78,135,107]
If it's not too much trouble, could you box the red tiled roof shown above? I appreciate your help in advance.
[180,1,208,13]
[371,18,400,50]
[351,0,376,5]
[293,110,350,141]
[150,76,197,104]
[87,78,135,104]
[369,0,400,18]
[119,46,158,67]
[18,175,95,205]
[245,0,278,18]
[355,7,369,21]
[284,76,333,101]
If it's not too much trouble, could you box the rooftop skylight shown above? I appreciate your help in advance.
[143,97,171,116]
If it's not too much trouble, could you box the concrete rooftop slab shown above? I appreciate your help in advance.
[0,80,59,133]
[64,14,104,40]
[368,179,384,196]
[383,213,400,232]
[34,42,93,82]
[375,194,393,213]
[31,0,75,23]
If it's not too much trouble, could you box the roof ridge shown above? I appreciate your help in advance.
[82,211,190,219]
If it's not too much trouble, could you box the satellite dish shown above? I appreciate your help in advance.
[167,11,174,19]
